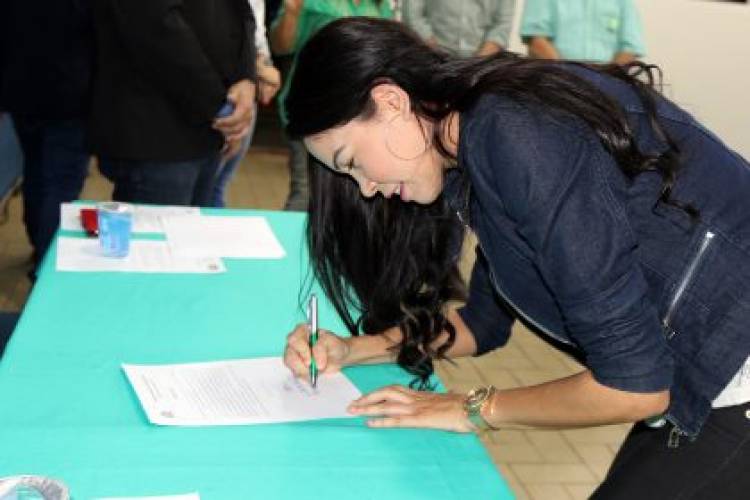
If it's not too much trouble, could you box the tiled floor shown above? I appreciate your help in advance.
[0,148,631,499]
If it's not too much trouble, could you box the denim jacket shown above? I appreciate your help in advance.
[449,66,750,438]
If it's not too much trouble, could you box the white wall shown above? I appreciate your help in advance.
[507,0,750,159]
[634,0,750,159]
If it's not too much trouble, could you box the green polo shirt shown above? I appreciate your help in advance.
[274,0,393,126]
[521,0,646,63]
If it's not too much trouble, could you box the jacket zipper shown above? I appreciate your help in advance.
[667,425,687,448]
[459,213,698,448]
[661,230,715,339]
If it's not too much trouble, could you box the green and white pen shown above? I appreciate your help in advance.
[307,294,319,388]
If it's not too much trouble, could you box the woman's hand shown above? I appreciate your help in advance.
[283,323,351,382]
[348,385,474,433]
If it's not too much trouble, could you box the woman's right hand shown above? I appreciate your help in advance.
[283,323,351,382]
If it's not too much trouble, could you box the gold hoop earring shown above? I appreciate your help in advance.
[384,114,431,161]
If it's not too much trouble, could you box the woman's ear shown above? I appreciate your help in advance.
[370,83,412,119]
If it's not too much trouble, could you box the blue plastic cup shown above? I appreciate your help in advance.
[97,202,133,258]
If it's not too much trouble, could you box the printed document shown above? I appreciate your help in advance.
[122,358,361,426]
[60,203,200,234]
[162,215,285,259]
[56,237,225,274]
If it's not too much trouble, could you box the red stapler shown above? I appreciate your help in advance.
[80,208,98,236]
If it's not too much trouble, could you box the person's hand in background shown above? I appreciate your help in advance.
[213,79,256,141]
[256,56,281,105]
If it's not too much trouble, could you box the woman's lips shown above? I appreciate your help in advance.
[399,182,408,201]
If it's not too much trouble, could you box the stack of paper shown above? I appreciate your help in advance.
[56,237,225,274]
[162,215,285,259]
[56,205,286,273]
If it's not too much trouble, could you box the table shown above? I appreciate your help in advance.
[0,210,513,499]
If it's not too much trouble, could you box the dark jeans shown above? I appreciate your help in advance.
[99,153,221,207]
[593,402,750,499]
[12,115,89,272]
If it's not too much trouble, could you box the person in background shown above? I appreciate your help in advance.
[402,0,516,57]
[282,18,750,499]
[211,0,282,208]
[90,0,258,207]
[521,0,645,64]
[0,0,94,279]
[270,0,393,211]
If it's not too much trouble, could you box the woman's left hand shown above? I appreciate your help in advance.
[347,385,474,433]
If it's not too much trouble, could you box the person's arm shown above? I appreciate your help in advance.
[284,307,479,382]
[213,2,257,152]
[249,0,271,60]
[487,369,668,429]
[256,55,281,105]
[351,366,668,433]
[613,0,646,64]
[349,110,673,433]
[284,244,515,379]
[612,51,636,66]
[401,0,435,45]
[520,0,560,59]
[247,0,280,105]
[476,0,516,56]
[528,36,560,59]
[270,0,304,55]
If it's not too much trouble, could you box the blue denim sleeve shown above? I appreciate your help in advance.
[472,103,674,393]
[458,248,515,356]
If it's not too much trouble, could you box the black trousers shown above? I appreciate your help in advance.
[13,115,89,273]
[592,402,750,499]
[98,153,221,207]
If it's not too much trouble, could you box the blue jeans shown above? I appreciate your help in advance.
[12,115,89,272]
[99,154,221,207]
[210,104,257,208]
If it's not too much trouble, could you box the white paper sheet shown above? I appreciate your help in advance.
[56,237,225,274]
[122,358,361,426]
[96,494,200,500]
[60,203,200,233]
[162,215,285,259]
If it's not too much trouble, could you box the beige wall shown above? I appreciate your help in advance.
[634,0,750,159]
[508,0,750,159]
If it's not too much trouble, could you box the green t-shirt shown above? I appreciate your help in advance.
[274,0,393,125]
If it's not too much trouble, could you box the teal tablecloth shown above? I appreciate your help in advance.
[0,210,513,499]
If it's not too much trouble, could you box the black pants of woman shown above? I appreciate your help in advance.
[592,402,750,499]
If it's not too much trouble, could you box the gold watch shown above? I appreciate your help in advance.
[464,385,498,433]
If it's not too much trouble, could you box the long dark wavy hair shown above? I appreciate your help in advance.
[285,17,692,389]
